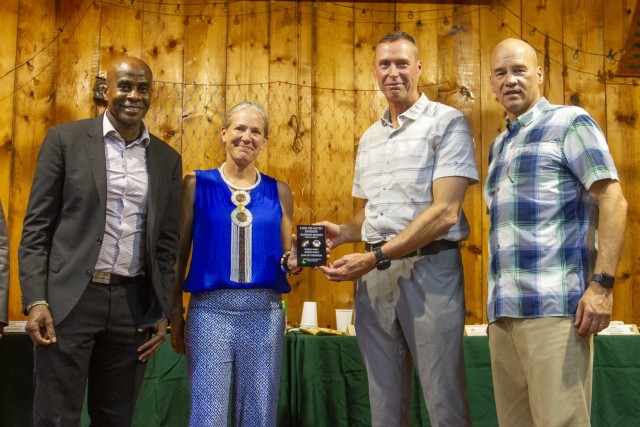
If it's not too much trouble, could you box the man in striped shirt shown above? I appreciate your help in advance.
[485,38,627,426]
[320,32,478,427]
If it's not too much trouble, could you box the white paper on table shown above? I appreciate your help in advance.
[598,321,639,335]
[3,321,27,333]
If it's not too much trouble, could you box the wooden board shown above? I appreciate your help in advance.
[436,3,484,324]
[268,1,315,325]
[99,0,144,64]
[603,0,638,325]
[478,0,521,324]
[397,2,439,100]
[521,0,564,105]
[0,0,19,207]
[310,1,356,328]
[142,0,185,152]
[56,0,101,124]
[182,0,228,173]
[225,1,270,171]
[9,0,59,321]
[562,0,606,130]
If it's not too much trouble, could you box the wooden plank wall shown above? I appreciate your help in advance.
[0,0,638,330]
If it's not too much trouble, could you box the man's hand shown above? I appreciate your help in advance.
[575,283,613,336]
[25,305,57,346]
[170,313,186,355]
[315,221,344,249]
[319,252,376,282]
[137,318,168,362]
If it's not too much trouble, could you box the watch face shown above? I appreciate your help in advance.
[376,258,391,270]
[373,247,391,270]
[592,273,615,288]
[600,273,615,287]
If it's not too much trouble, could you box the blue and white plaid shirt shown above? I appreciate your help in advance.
[484,97,619,323]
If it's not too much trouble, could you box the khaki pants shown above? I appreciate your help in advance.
[488,317,593,427]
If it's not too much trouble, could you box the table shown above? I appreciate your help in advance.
[1,333,639,426]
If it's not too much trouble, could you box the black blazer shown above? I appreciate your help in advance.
[19,115,182,326]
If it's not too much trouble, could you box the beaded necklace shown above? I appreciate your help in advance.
[219,162,262,227]
[219,162,261,283]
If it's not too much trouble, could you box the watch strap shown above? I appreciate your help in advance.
[591,273,615,288]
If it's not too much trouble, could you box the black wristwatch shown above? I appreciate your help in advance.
[591,273,615,288]
[373,247,391,271]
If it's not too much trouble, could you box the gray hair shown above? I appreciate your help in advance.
[222,102,269,137]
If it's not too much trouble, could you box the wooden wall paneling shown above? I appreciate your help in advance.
[225,1,271,172]
[353,1,395,131]
[0,0,19,208]
[9,0,59,321]
[182,0,228,173]
[99,0,144,65]
[604,85,638,325]
[396,3,439,100]
[97,0,145,134]
[603,0,637,324]
[268,1,315,325]
[562,0,606,129]
[311,1,356,329]
[478,0,521,323]
[142,0,185,153]
[56,0,102,124]
[435,4,485,324]
[0,0,19,321]
[348,1,396,321]
[521,0,564,105]
[280,2,315,328]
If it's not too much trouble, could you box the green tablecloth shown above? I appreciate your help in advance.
[1,333,639,426]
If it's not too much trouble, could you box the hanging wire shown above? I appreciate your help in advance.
[0,0,637,97]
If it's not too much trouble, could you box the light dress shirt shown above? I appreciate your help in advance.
[94,114,149,277]
[484,97,619,323]
[353,93,479,243]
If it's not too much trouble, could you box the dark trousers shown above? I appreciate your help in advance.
[33,282,151,427]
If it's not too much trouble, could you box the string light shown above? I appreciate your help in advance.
[0,0,634,95]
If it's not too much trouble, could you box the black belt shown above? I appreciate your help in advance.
[364,239,459,258]
[91,271,144,285]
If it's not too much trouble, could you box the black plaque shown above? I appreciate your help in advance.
[296,225,327,267]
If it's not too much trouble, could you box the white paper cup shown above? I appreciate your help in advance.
[335,309,353,332]
[300,301,318,328]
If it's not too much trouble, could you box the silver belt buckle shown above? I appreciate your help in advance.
[91,271,111,284]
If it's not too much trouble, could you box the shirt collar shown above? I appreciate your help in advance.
[102,113,150,147]
[380,93,429,128]
[506,97,550,132]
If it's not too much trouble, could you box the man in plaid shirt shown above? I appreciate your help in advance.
[485,38,628,426]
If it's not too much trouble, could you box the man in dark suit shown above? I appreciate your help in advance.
[19,56,182,426]
[0,200,8,338]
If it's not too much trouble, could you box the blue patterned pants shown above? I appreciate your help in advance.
[185,288,284,427]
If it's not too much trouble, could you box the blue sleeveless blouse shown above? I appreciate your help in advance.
[184,169,290,294]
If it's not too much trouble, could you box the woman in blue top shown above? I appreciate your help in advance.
[171,102,301,426]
